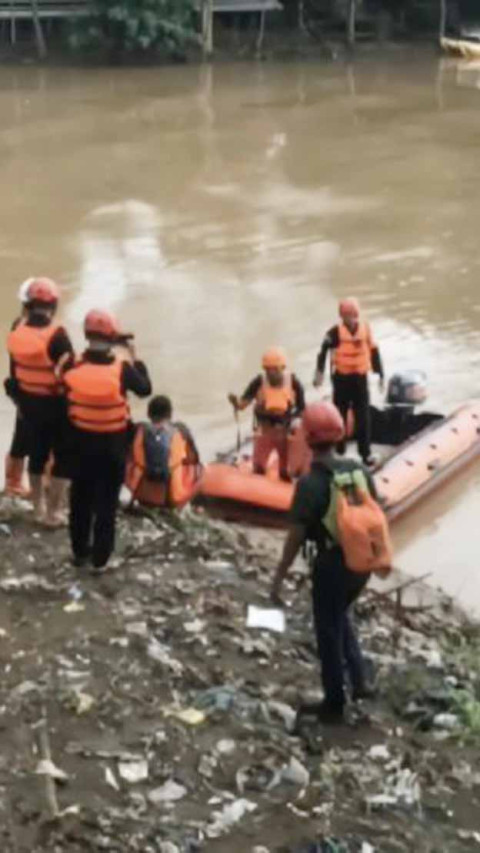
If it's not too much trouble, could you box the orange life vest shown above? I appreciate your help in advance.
[125,423,199,508]
[333,322,373,376]
[255,372,295,418]
[7,323,62,397]
[64,360,128,434]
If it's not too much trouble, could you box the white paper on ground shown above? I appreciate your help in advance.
[246,605,285,633]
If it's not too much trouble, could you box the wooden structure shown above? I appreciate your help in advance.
[0,0,87,56]
[0,0,282,58]
[201,0,282,57]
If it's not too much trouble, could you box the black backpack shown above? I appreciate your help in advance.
[143,424,173,484]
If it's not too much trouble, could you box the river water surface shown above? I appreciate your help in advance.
[0,50,479,610]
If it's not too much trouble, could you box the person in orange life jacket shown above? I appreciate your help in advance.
[3,280,34,498]
[271,402,377,724]
[6,277,74,524]
[313,298,384,466]
[127,395,200,508]
[228,347,305,481]
[62,309,151,574]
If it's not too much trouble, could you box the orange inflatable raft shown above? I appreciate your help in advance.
[195,402,480,527]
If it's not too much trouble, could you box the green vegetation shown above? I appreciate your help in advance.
[69,0,197,60]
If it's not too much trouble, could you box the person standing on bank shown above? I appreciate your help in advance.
[313,298,384,466]
[6,277,74,524]
[271,401,381,724]
[4,280,36,498]
[228,347,305,481]
[62,310,151,574]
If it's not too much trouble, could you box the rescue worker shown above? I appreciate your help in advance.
[126,395,201,508]
[62,309,151,573]
[6,277,73,524]
[228,347,305,481]
[4,280,33,498]
[313,298,384,466]
[271,401,377,723]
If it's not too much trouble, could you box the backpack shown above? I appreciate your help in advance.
[143,424,173,484]
[323,464,393,576]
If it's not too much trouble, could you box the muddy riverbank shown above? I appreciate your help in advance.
[1,497,480,852]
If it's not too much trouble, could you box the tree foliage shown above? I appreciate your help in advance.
[69,0,198,59]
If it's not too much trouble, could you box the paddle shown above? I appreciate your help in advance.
[234,408,242,454]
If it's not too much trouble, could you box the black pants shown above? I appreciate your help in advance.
[69,453,125,569]
[17,397,69,478]
[9,412,30,459]
[333,373,371,461]
[312,547,369,710]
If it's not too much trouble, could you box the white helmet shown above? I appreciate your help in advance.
[18,278,34,304]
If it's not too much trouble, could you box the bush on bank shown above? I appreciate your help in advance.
[69,0,197,60]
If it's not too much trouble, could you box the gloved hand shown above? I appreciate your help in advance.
[313,370,324,388]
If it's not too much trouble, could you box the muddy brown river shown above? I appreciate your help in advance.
[0,49,479,611]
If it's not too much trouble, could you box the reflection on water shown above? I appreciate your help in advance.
[0,51,479,608]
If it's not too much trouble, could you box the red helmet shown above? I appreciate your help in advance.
[302,401,345,445]
[84,309,120,341]
[26,277,59,306]
[262,346,287,370]
[339,297,360,320]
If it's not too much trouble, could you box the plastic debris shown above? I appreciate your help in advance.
[148,780,187,805]
[35,759,68,783]
[75,691,95,715]
[366,768,421,812]
[206,798,257,838]
[0,574,55,592]
[68,582,84,602]
[164,707,206,726]
[126,621,149,638]
[63,601,85,613]
[433,713,460,730]
[198,753,218,778]
[184,618,206,633]
[246,605,286,633]
[367,744,391,762]
[105,767,120,791]
[215,738,237,755]
[158,844,181,853]
[118,759,149,784]
[266,700,297,733]
[277,756,310,788]
[147,638,183,675]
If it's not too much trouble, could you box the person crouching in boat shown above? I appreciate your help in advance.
[126,395,201,509]
[271,401,389,724]
[228,347,305,482]
[313,298,384,467]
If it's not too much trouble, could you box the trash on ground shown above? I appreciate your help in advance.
[118,759,149,784]
[433,713,460,730]
[206,797,257,838]
[35,759,69,783]
[147,638,183,675]
[367,744,391,762]
[164,706,206,726]
[63,601,85,613]
[148,780,187,805]
[246,605,286,633]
